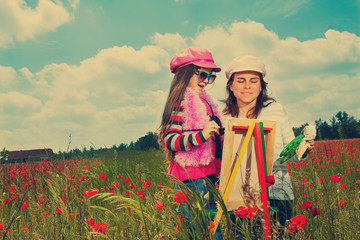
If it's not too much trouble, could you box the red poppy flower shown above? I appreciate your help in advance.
[123,177,130,183]
[21,202,29,209]
[177,215,184,225]
[87,218,95,226]
[208,221,215,229]
[69,213,75,220]
[329,175,343,182]
[356,180,360,184]
[135,190,145,198]
[157,183,163,187]
[84,188,99,196]
[290,215,307,230]
[117,174,121,178]
[234,206,248,219]
[174,225,180,233]
[56,208,64,214]
[21,225,29,230]
[0,222,3,231]
[287,223,299,234]
[246,204,259,219]
[38,197,44,205]
[265,175,275,187]
[174,190,189,203]
[311,208,321,218]
[155,202,164,210]
[42,211,50,216]
[92,222,107,235]
[143,181,151,188]
[301,201,313,209]
[340,183,346,189]
[338,200,345,206]
[98,173,106,181]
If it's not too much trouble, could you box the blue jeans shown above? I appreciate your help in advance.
[176,175,223,240]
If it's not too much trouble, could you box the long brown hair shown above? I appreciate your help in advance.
[158,64,199,162]
[222,73,275,118]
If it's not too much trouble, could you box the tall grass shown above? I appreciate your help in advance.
[0,140,359,239]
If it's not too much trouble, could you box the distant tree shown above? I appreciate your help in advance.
[334,111,359,139]
[0,148,8,163]
[118,143,128,151]
[315,118,332,140]
[292,123,308,137]
[128,141,135,150]
[134,132,160,150]
[302,111,360,140]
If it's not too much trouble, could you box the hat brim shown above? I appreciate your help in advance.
[226,66,265,79]
[191,60,221,72]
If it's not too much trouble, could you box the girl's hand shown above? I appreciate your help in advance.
[305,140,315,155]
[202,121,220,140]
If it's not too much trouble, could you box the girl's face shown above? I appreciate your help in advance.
[230,71,262,107]
[187,67,214,93]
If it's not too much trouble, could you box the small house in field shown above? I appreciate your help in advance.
[7,149,54,163]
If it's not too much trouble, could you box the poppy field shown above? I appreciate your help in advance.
[0,139,359,239]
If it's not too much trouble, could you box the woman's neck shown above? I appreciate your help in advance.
[237,100,256,118]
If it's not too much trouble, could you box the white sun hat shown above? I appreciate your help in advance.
[225,56,266,79]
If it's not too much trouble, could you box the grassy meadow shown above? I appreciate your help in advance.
[0,139,359,239]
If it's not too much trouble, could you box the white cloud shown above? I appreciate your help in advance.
[1,20,360,150]
[0,66,18,87]
[4,45,171,150]
[0,91,42,115]
[190,20,360,127]
[150,32,188,52]
[0,0,74,48]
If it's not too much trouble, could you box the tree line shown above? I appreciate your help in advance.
[57,111,359,160]
[2,111,359,162]
[54,132,160,160]
[293,111,360,140]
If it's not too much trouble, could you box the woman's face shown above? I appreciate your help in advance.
[230,71,262,107]
[187,67,213,93]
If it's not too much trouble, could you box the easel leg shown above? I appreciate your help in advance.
[254,123,271,239]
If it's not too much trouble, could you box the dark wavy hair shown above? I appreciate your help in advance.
[222,73,275,118]
[158,64,199,162]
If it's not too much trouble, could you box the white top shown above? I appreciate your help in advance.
[231,102,304,200]
[258,102,304,200]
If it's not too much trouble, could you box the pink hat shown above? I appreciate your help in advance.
[170,47,221,73]
[225,56,266,79]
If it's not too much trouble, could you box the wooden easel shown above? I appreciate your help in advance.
[212,118,276,240]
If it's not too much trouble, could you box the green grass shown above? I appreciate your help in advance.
[0,140,359,239]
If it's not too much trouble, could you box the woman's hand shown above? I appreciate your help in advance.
[305,140,315,155]
[202,121,220,140]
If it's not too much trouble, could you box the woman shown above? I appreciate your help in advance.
[223,56,314,227]
[158,47,223,239]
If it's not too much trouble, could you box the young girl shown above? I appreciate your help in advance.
[222,56,314,229]
[158,47,223,239]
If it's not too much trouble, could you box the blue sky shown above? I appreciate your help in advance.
[0,0,359,151]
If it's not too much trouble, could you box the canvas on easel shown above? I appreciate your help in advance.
[219,118,276,211]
